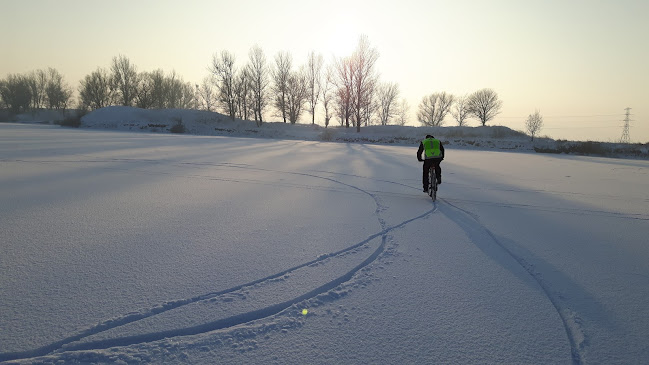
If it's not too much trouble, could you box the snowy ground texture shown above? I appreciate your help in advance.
[1,111,648,364]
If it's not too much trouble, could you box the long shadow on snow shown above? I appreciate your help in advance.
[437,199,614,365]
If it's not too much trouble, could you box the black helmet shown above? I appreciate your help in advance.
[426,134,434,139]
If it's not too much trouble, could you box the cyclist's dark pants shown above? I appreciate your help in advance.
[423,158,442,189]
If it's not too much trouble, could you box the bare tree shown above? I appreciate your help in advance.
[285,69,309,124]
[198,76,216,112]
[179,81,196,109]
[28,69,47,110]
[468,88,503,126]
[306,51,323,124]
[0,79,5,110]
[376,82,400,125]
[335,87,348,127]
[110,55,139,106]
[321,65,335,128]
[418,92,454,126]
[396,98,410,126]
[165,70,182,108]
[136,71,154,109]
[362,82,378,127]
[162,71,194,109]
[350,35,379,132]
[210,51,238,119]
[526,110,544,141]
[45,68,73,110]
[149,69,166,109]
[194,84,200,110]
[272,51,292,123]
[234,68,252,119]
[334,56,353,128]
[247,45,269,126]
[0,74,32,113]
[451,94,471,126]
[78,68,113,110]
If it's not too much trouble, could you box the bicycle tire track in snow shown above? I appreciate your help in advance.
[438,198,586,365]
[0,167,437,363]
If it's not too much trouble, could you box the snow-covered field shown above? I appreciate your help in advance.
[1,122,648,364]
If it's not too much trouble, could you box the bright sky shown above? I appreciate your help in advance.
[2,0,648,142]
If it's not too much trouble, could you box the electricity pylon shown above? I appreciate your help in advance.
[620,107,631,144]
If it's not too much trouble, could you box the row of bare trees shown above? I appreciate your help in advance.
[210,46,326,127]
[0,56,197,114]
[209,46,272,127]
[417,89,504,127]
[207,36,410,130]
[79,55,196,111]
[2,36,506,131]
[0,68,73,113]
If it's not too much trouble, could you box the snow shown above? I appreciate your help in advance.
[1,111,648,364]
[75,106,539,152]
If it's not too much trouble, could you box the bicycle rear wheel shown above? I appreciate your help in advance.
[428,167,437,201]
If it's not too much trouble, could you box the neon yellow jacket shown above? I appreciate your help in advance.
[417,138,444,161]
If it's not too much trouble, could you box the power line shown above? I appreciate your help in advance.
[543,114,623,118]
[544,126,624,130]
[500,113,623,119]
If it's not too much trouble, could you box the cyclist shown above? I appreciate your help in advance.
[417,134,444,192]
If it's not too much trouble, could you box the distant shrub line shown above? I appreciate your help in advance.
[535,141,648,158]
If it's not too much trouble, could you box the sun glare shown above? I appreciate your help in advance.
[323,23,361,58]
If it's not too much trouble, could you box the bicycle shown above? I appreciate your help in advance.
[427,165,438,201]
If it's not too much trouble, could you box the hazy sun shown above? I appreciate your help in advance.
[323,23,362,58]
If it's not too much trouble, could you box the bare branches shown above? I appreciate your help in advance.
[321,65,335,128]
[351,35,379,132]
[286,69,309,124]
[417,92,454,126]
[526,110,543,140]
[396,98,410,126]
[334,56,354,128]
[149,69,166,109]
[110,55,138,107]
[451,94,471,126]
[247,45,269,126]
[135,69,193,110]
[198,76,216,112]
[79,68,113,110]
[233,69,252,119]
[45,68,73,110]
[330,35,380,131]
[0,74,33,113]
[135,71,154,109]
[306,51,323,124]
[468,88,502,126]
[28,69,47,109]
[210,51,238,119]
[272,51,292,123]
[376,82,400,125]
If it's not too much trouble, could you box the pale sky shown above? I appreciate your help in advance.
[2,0,648,142]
